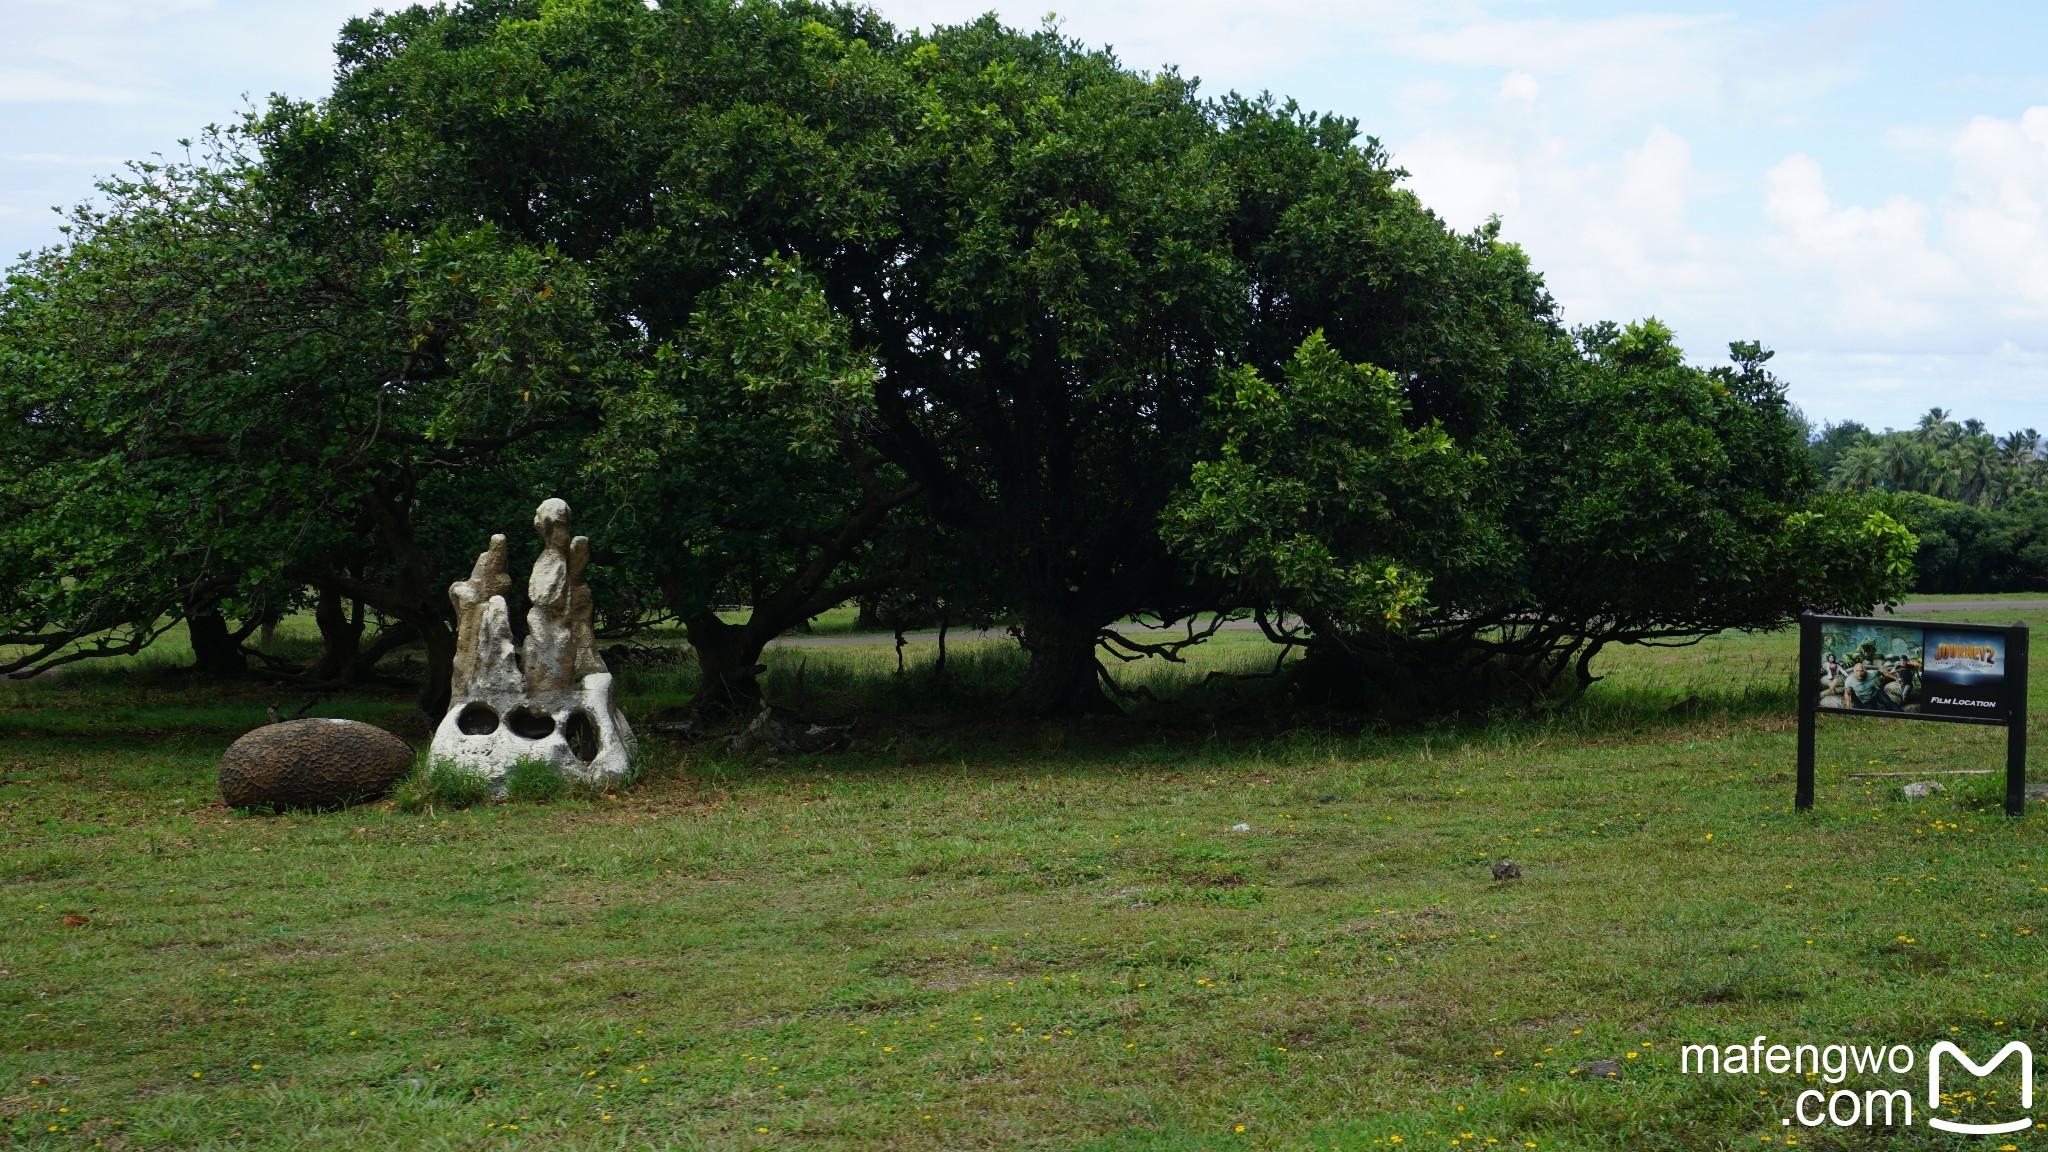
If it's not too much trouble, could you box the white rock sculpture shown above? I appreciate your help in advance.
[429,499,634,792]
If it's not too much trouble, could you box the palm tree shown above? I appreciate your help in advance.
[1818,414,2045,505]
[1915,408,1955,449]
[1923,453,1962,500]
[2023,453,2048,494]
[1829,445,1883,491]
[1878,434,1920,491]
[1954,435,2002,505]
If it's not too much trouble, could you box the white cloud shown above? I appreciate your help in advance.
[1395,12,1727,68]
[0,69,149,104]
[1781,346,2048,433]
[0,0,364,107]
[883,3,1751,126]
[1397,79,1459,108]
[1396,129,1526,229]
[1946,107,2048,312]
[9,0,216,14]
[1498,70,1540,105]
[4,153,132,165]
[0,0,2039,427]
[1395,14,1736,123]
[1758,107,2048,352]
[879,0,1442,81]
[1761,153,1964,341]
[1398,122,1727,331]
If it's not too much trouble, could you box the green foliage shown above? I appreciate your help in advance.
[393,757,492,811]
[1,0,1932,720]
[586,257,906,623]
[1499,328,1911,633]
[305,0,1565,715]
[1780,494,1920,607]
[1167,324,1916,704]
[301,0,922,708]
[1817,407,2046,506]
[0,125,619,696]
[502,756,567,803]
[1811,413,2048,592]
[1162,332,1490,632]
[1885,490,2048,592]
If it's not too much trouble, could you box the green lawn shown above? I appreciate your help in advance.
[4,619,2047,1149]
[1890,592,2048,605]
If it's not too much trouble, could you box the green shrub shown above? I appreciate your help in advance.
[503,756,566,803]
[392,757,492,812]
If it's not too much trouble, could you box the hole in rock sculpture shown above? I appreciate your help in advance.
[505,706,556,740]
[564,709,599,765]
[429,498,635,794]
[456,703,500,736]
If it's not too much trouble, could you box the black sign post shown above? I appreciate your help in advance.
[1797,612,2029,816]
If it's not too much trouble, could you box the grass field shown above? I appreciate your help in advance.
[4,615,2047,1150]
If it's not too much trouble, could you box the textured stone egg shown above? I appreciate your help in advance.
[219,718,413,810]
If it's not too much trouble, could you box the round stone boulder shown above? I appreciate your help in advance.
[219,718,414,811]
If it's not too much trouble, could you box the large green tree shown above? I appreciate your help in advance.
[1167,325,1917,708]
[5,0,1924,723]
[586,260,918,709]
[283,0,924,711]
[0,130,612,710]
[304,0,1564,713]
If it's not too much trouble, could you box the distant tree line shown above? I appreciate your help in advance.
[1812,410,2048,593]
[1812,409,2047,506]
[0,0,1913,717]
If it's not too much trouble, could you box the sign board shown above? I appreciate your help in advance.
[1798,613,2029,816]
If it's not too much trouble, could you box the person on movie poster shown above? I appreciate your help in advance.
[1816,622,1925,711]
[1885,653,1924,710]
[1843,659,1902,710]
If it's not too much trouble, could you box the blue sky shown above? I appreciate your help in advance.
[5,0,2048,432]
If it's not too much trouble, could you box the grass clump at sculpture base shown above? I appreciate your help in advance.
[4,612,2046,1149]
[392,756,574,810]
[390,757,492,812]
[503,756,569,803]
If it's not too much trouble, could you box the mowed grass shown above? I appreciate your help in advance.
[3,616,2048,1149]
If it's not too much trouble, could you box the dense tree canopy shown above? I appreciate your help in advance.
[586,258,918,708]
[1815,408,2047,507]
[1806,410,2048,594]
[1168,323,1915,707]
[271,0,1581,714]
[0,136,615,707]
[0,0,1919,717]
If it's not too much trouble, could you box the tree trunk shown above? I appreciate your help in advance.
[306,587,363,682]
[685,612,768,717]
[417,615,457,720]
[187,610,248,679]
[1008,618,1114,717]
[350,621,420,683]
[856,597,884,632]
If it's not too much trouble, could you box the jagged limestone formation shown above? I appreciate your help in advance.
[429,499,634,792]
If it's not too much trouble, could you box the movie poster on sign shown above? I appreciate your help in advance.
[1798,611,2026,816]
[1921,630,2007,718]
[1816,622,1926,713]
